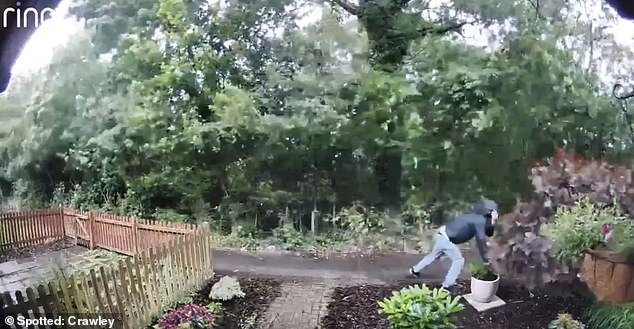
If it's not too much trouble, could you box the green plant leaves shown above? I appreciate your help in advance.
[378,284,464,329]
[543,196,634,264]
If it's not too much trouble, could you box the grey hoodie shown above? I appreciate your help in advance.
[443,199,497,263]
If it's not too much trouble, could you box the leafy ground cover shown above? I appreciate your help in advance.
[321,280,594,329]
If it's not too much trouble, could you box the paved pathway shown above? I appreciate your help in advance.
[258,281,333,329]
[212,248,475,329]
[212,248,474,284]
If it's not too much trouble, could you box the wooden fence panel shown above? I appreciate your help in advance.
[93,214,136,256]
[62,208,91,247]
[0,228,213,329]
[53,209,197,256]
[0,209,65,250]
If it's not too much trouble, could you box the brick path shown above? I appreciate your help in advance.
[258,280,334,329]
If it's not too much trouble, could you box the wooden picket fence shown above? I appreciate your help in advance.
[0,209,65,249]
[0,208,197,255]
[0,208,214,329]
[0,227,213,329]
[62,209,197,256]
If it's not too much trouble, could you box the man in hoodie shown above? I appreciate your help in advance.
[408,199,499,294]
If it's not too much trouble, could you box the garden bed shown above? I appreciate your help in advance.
[0,238,75,263]
[321,280,594,329]
[191,276,282,329]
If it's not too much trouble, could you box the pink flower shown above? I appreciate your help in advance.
[601,224,613,243]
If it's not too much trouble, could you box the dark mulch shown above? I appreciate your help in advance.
[322,280,594,329]
[0,238,75,263]
[192,276,282,329]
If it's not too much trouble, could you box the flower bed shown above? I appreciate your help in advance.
[193,276,282,329]
[321,280,593,329]
[150,275,281,329]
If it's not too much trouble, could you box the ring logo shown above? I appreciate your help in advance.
[2,1,56,28]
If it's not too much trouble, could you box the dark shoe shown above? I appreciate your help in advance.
[408,267,420,278]
[442,285,460,295]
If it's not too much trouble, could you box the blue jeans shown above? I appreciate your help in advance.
[413,226,465,288]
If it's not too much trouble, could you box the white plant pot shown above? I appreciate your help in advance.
[470,275,500,303]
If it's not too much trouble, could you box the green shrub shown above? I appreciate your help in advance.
[154,208,189,222]
[586,302,634,329]
[548,313,585,329]
[214,224,261,251]
[205,301,223,321]
[272,224,304,250]
[330,202,385,236]
[542,196,634,264]
[378,284,464,329]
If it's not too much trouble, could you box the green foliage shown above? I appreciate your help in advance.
[214,231,260,251]
[469,260,497,281]
[2,0,632,256]
[586,303,634,329]
[205,301,223,321]
[491,149,634,290]
[548,313,586,329]
[542,197,634,264]
[330,203,386,236]
[378,284,465,329]
[272,224,305,251]
[153,208,190,223]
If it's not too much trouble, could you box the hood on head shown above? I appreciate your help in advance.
[472,199,498,216]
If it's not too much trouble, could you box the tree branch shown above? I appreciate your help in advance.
[329,0,358,15]
[418,20,475,36]
[526,0,545,20]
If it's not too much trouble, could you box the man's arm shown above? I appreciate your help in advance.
[474,222,489,263]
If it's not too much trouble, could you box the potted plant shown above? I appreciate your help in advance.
[469,260,500,303]
[542,197,634,304]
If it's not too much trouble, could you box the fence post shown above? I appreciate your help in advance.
[59,207,66,238]
[200,221,210,234]
[132,220,139,255]
[89,212,95,250]
[311,209,318,234]
[200,221,211,273]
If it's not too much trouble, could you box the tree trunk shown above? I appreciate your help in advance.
[331,0,469,211]
[375,146,402,209]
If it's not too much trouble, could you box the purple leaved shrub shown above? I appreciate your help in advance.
[158,303,216,329]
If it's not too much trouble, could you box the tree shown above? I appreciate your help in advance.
[1,0,631,232]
